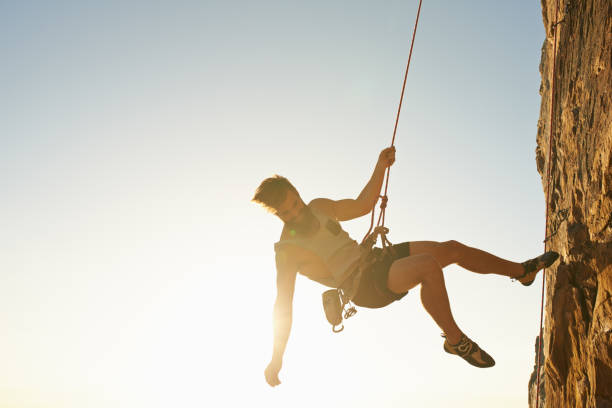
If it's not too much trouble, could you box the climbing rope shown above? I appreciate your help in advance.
[536,0,562,406]
[361,0,423,249]
[326,2,424,334]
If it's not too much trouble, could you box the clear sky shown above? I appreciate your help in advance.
[1,1,548,407]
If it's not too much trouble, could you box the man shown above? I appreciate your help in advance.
[252,147,559,387]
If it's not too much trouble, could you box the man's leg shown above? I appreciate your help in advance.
[409,240,524,279]
[386,254,463,344]
[386,252,496,368]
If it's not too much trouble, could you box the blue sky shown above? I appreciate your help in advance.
[1,1,548,407]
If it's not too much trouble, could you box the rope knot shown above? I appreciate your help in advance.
[373,226,389,236]
[379,195,388,210]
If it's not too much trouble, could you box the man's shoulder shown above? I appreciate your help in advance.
[278,223,291,240]
[275,226,299,253]
[308,198,336,219]
[275,239,303,256]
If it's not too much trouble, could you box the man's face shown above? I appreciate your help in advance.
[275,190,305,224]
[275,190,315,235]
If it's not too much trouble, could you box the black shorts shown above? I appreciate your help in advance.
[352,242,411,309]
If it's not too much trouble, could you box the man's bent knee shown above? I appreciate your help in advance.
[441,240,466,265]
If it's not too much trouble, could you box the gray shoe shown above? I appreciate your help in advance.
[443,334,495,368]
[515,251,560,286]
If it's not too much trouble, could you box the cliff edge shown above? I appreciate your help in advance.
[529,0,611,407]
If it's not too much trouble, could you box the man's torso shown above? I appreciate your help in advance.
[277,202,359,286]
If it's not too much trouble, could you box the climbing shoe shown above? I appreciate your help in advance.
[443,334,495,368]
[515,251,560,286]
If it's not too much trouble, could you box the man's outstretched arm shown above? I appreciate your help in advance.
[264,250,297,387]
[311,147,396,221]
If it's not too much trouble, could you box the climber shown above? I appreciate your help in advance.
[252,146,560,387]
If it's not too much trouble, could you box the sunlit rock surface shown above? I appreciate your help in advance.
[529,1,611,407]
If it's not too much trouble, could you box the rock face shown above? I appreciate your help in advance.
[529,1,612,407]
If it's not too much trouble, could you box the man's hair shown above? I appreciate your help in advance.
[252,175,298,212]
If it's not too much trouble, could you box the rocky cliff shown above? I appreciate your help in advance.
[529,0,611,407]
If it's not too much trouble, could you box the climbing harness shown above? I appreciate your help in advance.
[536,1,563,406]
[322,0,424,334]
